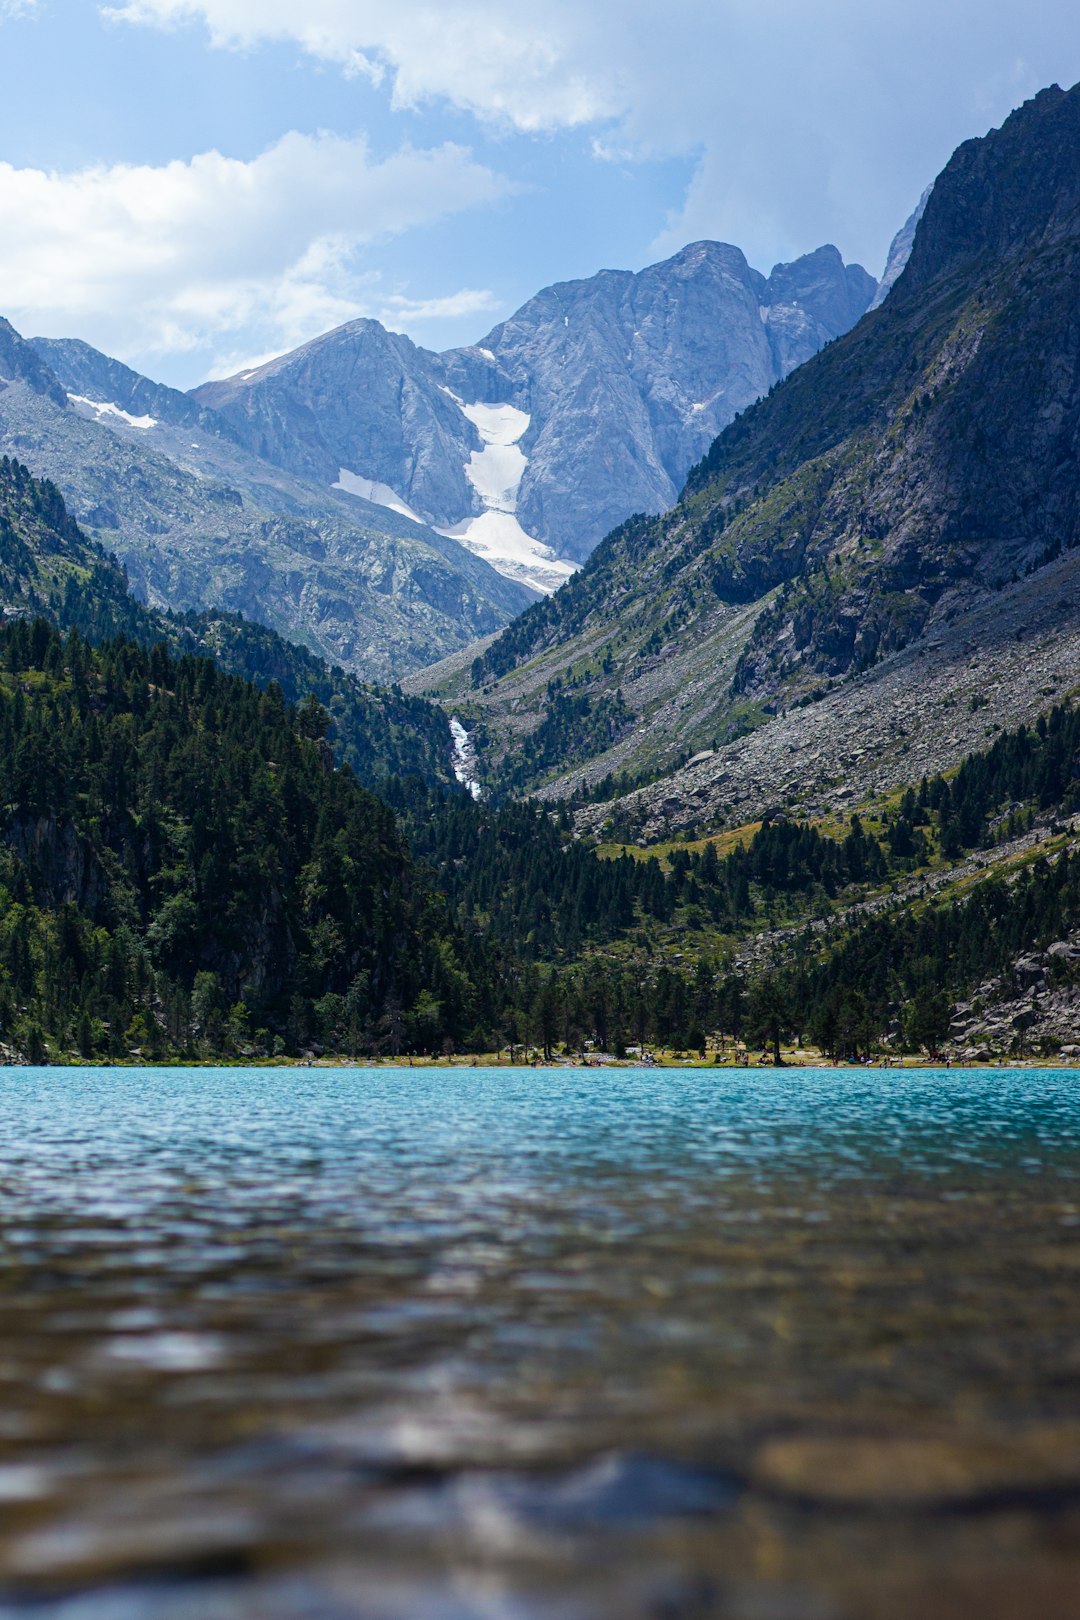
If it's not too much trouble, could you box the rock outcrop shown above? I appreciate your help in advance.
[869,185,933,309]
[0,320,532,681]
[192,319,479,524]
[187,241,876,583]
[461,84,1080,806]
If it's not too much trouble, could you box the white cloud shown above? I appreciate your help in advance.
[0,130,511,381]
[104,0,1080,277]
[0,0,39,16]
[103,0,619,131]
[381,288,501,323]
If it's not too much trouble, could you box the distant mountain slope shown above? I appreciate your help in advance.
[192,320,478,523]
[0,454,457,790]
[189,241,875,591]
[452,82,1080,818]
[869,184,933,309]
[449,242,876,564]
[31,336,202,428]
[0,320,531,682]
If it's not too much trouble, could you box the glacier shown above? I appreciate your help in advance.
[436,396,576,596]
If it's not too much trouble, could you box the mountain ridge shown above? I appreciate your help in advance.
[185,239,876,589]
[444,82,1080,827]
[0,319,532,682]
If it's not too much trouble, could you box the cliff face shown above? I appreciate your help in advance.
[192,319,480,524]
[869,185,933,310]
[452,84,1080,811]
[695,82,1080,699]
[187,241,875,585]
[0,320,532,681]
[31,336,201,428]
[451,241,875,564]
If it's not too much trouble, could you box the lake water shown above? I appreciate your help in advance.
[2,1064,1080,1619]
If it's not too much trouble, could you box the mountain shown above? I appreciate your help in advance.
[9,350,1080,1069]
[190,242,876,592]
[869,184,933,309]
[9,577,1080,1068]
[0,321,532,683]
[30,336,203,429]
[0,453,458,791]
[441,242,877,567]
[191,321,477,525]
[442,82,1080,831]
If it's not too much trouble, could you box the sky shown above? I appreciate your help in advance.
[1,2,1079,389]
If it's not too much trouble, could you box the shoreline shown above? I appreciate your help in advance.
[2,1055,1078,1072]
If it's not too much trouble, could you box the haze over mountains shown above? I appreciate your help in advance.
[0,318,532,683]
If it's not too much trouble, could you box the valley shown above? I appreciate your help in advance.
[2,83,1080,1068]
[9,22,1080,1620]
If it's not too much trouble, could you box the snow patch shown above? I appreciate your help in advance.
[450,717,482,800]
[460,399,530,456]
[435,397,577,595]
[460,400,530,511]
[477,347,496,362]
[436,511,576,595]
[332,468,423,524]
[68,394,156,430]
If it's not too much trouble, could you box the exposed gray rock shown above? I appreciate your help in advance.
[869,185,933,309]
[192,319,479,525]
[446,241,877,563]
[0,317,67,407]
[464,85,1080,803]
[188,241,876,575]
[0,320,532,682]
[564,545,1080,842]
[14,228,878,665]
[31,336,200,428]
[761,245,878,372]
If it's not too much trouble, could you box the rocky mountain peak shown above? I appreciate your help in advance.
[764,244,877,331]
[0,318,68,408]
[869,186,934,309]
[191,317,479,520]
[460,79,1080,813]
[31,336,198,427]
[182,239,874,592]
[898,82,1080,300]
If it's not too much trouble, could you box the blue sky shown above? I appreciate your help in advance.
[2,1,1079,388]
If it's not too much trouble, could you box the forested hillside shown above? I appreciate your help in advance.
[0,456,454,790]
[3,601,1080,1062]
[0,619,487,1061]
[9,119,1080,1069]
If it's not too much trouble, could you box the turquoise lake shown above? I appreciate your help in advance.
[2,1064,1080,1618]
